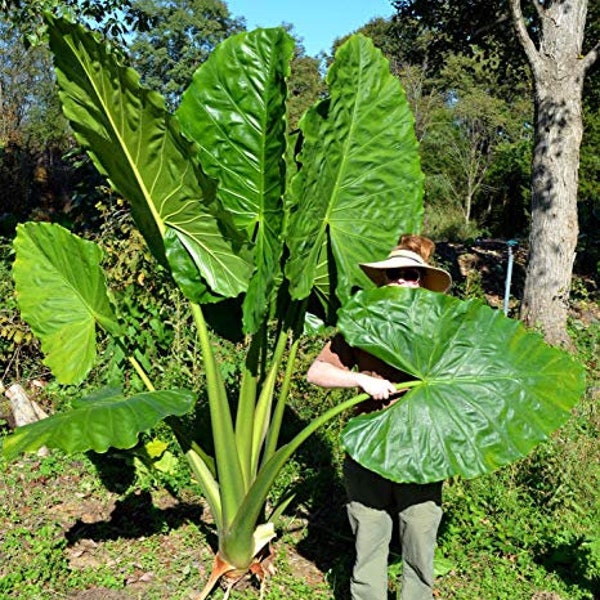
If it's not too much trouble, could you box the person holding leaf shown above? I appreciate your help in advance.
[307,234,452,600]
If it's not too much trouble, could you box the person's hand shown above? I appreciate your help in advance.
[356,373,397,400]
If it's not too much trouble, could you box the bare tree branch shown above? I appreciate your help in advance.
[509,0,540,65]
[582,42,599,72]
[472,13,510,38]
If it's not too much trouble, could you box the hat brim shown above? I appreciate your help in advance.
[360,256,452,293]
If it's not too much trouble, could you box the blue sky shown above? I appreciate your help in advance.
[226,0,394,57]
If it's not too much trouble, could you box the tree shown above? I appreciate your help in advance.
[127,0,245,108]
[422,50,521,227]
[0,0,141,42]
[393,0,599,346]
[509,0,598,346]
[284,27,326,131]
[0,18,71,223]
[391,0,530,85]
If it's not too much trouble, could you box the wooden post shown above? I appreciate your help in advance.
[4,382,49,456]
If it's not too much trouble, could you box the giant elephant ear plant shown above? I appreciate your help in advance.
[1,14,585,600]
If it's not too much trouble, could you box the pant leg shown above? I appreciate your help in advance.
[394,483,443,600]
[344,457,395,600]
[347,501,393,600]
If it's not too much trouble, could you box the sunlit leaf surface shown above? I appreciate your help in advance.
[178,28,293,332]
[2,388,196,459]
[47,16,251,301]
[286,35,424,309]
[339,287,586,483]
[13,222,119,384]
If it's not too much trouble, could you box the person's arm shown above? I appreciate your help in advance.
[307,359,397,401]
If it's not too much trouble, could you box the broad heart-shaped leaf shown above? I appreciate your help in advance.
[177,28,294,334]
[338,287,586,484]
[1,388,196,460]
[12,222,120,385]
[285,35,424,310]
[46,16,252,302]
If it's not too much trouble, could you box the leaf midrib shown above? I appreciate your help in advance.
[67,32,165,239]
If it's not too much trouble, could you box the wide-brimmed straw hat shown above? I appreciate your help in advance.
[360,247,452,292]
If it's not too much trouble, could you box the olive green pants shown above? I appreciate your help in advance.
[344,457,443,600]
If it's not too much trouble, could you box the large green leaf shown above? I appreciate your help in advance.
[338,287,586,483]
[177,28,294,333]
[285,35,424,308]
[12,222,119,384]
[46,15,251,301]
[1,388,196,460]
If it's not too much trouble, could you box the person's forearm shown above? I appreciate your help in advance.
[307,360,363,389]
[307,360,397,400]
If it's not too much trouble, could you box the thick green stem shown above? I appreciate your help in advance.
[262,336,300,466]
[235,334,261,490]
[190,302,245,530]
[226,381,422,554]
[127,355,155,391]
[253,298,307,475]
[114,334,155,392]
[250,328,289,476]
[185,448,222,532]
[168,418,221,529]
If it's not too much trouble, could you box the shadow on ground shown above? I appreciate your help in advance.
[536,537,600,599]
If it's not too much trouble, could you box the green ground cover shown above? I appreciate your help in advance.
[1,234,599,600]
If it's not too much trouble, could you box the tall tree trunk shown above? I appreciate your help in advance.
[520,68,583,346]
[509,0,598,347]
